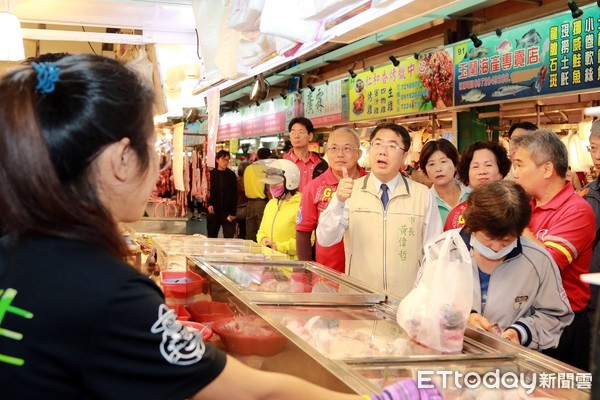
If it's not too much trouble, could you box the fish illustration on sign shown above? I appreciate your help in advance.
[540,38,550,59]
[461,89,486,102]
[495,40,513,55]
[466,46,491,60]
[491,82,535,97]
[515,29,542,48]
[535,64,549,92]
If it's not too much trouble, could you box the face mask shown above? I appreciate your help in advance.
[470,234,517,261]
[270,185,285,198]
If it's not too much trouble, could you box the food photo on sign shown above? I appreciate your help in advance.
[347,51,454,122]
[417,48,454,110]
[352,78,365,115]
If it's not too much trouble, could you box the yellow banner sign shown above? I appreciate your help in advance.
[348,50,454,121]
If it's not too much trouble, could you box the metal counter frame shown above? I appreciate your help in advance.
[186,256,590,398]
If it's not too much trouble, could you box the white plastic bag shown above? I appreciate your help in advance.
[397,230,473,353]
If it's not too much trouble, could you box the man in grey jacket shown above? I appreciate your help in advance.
[425,180,573,350]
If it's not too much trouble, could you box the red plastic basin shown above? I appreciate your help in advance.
[180,320,213,342]
[212,316,286,356]
[168,304,192,321]
[187,301,235,323]
[160,271,207,305]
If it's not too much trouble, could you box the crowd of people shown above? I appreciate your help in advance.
[0,53,597,398]
[230,115,600,370]
[240,118,597,373]
[221,116,597,372]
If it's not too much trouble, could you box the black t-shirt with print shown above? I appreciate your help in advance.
[0,236,226,399]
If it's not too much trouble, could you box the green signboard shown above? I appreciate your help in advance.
[454,4,600,106]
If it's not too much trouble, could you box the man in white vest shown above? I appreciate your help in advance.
[317,123,442,298]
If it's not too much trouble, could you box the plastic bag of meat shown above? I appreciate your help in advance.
[397,229,473,353]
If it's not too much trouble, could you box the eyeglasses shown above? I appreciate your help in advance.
[587,145,600,154]
[290,130,308,136]
[327,145,358,154]
[370,140,405,152]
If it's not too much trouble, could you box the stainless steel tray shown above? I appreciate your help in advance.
[261,304,490,360]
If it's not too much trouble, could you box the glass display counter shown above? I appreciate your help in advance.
[189,257,385,305]
[137,235,289,269]
[347,355,589,399]
[186,256,591,399]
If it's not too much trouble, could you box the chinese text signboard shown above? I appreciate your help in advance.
[348,50,454,122]
[240,98,286,138]
[217,112,242,141]
[218,98,287,140]
[454,4,600,105]
[303,80,346,127]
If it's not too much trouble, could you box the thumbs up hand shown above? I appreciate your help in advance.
[336,167,354,202]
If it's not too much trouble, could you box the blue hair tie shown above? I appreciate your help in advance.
[31,62,60,94]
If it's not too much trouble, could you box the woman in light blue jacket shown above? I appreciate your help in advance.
[424,180,573,350]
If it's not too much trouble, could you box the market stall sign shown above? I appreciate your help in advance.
[218,112,242,141]
[219,98,287,139]
[303,79,347,127]
[347,51,454,122]
[454,4,600,106]
[241,98,287,138]
[229,139,239,155]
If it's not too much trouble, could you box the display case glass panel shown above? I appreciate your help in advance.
[190,258,385,305]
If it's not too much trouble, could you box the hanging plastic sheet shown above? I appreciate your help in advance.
[562,127,593,173]
[192,0,227,82]
[260,0,325,43]
[206,88,220,168]
[228,0,265,32]
[172,122,185,192]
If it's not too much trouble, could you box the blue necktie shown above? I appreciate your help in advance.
[381,183,389,209]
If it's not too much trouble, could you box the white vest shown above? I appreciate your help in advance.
[344,173,430,298]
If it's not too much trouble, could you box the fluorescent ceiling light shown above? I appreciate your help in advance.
[0,12,25,61]
[21,27,144,44]
[584,106,600,116]
[154,113,168,123]
[20,28,195,45]
[260,136,280,143]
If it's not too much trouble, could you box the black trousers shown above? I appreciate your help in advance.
[236,218,246,240]
[543,310,590,371]
[206,211,236,238]
[245,199,268,242]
